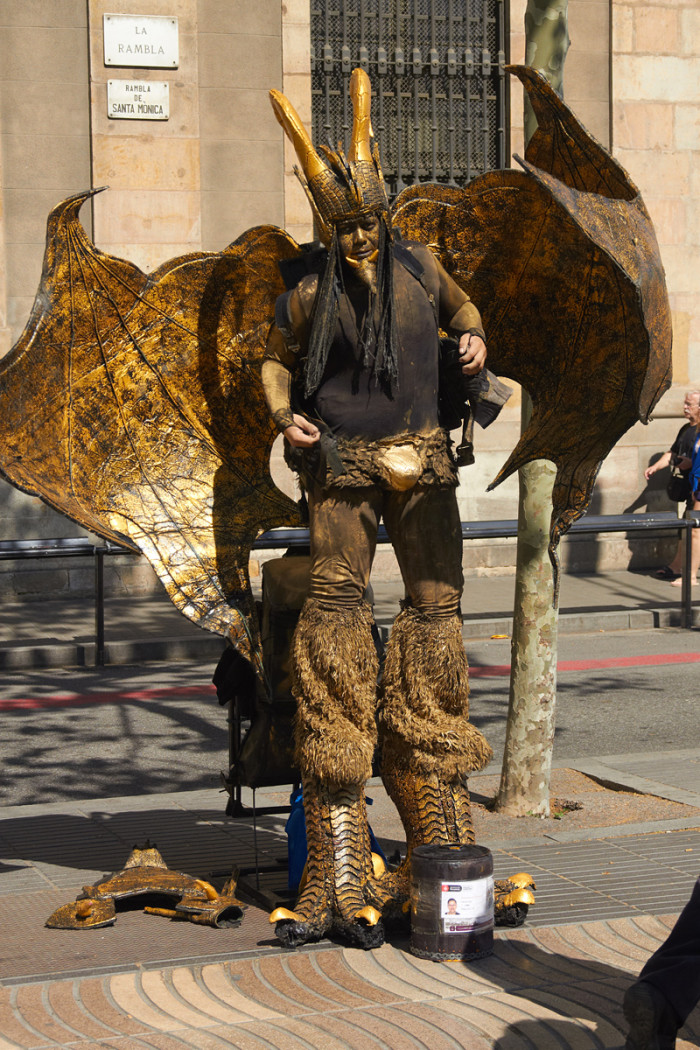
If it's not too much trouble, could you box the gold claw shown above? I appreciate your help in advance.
[354,905,381,927]
[371,852,386,879]
[195,879,220,901]
[509,872,536,889]
[270,907,302,924]
[501,888,536,908]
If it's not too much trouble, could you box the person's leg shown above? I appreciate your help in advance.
[272,485,385,947]
[373,486,491,909]
[671,498,700,586]
[623,876,700,1049]
[665,539,684,577]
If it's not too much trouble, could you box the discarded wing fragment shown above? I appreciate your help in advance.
[45,844,246,930]
[45,897,117,930]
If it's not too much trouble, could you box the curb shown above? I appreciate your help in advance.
[0,605,696,671]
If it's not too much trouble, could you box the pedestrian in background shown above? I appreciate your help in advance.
[644,390,700,583]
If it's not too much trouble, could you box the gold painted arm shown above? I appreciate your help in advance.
[261,350,295,433]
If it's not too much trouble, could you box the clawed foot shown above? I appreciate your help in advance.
[270,851,385,949]
[271,901,384,949]
[365,857,411,924]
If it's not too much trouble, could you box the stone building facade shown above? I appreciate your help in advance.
[0,0,697,597]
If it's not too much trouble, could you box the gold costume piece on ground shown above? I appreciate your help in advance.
[45,845,245,930]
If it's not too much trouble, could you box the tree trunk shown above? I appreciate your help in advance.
[494,0,569,817]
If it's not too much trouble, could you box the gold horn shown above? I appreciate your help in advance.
[269,90,327,183]
[348,68,373,165]
[269,88,333,242]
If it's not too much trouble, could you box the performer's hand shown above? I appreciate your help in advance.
[459,333,487,375]
[284,414,321,448]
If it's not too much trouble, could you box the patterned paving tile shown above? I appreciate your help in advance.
[2,919,700,1049]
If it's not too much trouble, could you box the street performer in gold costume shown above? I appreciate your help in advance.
[262,69,493,949]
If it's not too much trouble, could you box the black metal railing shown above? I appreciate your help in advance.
[0,511,697,666]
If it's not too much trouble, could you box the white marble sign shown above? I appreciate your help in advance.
[103,14,179,68]
[107,80,170,120]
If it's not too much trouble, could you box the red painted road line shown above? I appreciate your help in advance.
[469,652,700,677]
[0,683,217,711]
[2,653,698,709]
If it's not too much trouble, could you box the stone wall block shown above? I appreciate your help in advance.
[634,6,678,55]
[200,140,282,192]
[612,5,635,53]
[643,198,687,248]
[1,81,89,138]
[674,104,700,153]
[200,190,284,247]
[1,1,87,27]
[197,0,281,36]
[614,56,700,104]
[613,148,690,199]
[92,135,200,191]
[0,26,89,82]
[283,0,312,24]
[2,188,87,246]
[197,34,282,90]
[284,177,314,232]
[613,101,674,151]
[199,87,279,141]
[3,134,91,190]
[663,247,700,298]
[282,22,312,76]
[680,8,700,57]
[92,188,201,246]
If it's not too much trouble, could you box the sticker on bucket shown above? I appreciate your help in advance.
[440,876,494,933]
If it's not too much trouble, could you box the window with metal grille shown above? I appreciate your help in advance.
[310,0,508,198]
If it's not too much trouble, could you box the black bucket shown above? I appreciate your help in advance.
[410,843,494,961]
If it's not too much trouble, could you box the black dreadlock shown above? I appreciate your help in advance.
[303,214,400,400]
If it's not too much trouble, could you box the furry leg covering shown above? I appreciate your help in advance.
[272,599,385,948]
[272,775,384,949]
[371,606,492,914]
[291,599,378,786]
[379,605,492,778]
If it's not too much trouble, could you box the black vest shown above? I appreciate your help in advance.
[311,248,441,440]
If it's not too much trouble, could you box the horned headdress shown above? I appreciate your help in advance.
[269,69,389,244]
[269,69,400,399]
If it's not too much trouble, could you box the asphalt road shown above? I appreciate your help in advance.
[1,627,697,807]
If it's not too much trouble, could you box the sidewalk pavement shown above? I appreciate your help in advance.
[1,752,700,1048]
[1,571,699,1048]
[0,566,697,670]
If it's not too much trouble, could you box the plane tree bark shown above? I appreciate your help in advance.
[494,0,570,817]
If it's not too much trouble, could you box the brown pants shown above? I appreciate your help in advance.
[306,483,463,617]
